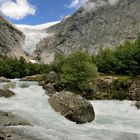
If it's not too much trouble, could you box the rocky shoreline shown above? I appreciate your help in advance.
[20,72,140,101]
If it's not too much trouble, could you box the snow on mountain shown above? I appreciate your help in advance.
[16,21,60,54]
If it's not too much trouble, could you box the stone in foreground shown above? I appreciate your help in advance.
[49,91,95,124]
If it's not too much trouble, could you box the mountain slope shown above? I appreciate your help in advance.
[35,0,140,64]
[0,15,27,60]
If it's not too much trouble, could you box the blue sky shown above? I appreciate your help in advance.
[0,0,87,25]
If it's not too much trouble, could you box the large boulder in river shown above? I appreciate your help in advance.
[135,101,140,109]
[49,91,95,124]
[46,71,59,83]
[0,77,10,83]
[0,89,15,98]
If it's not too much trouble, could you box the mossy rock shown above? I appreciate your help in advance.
[21,74,46,82]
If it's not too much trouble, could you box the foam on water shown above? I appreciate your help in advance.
[0,80,140,140]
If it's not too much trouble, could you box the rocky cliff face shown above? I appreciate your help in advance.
[0,15,27,60]
[35,0,140,64]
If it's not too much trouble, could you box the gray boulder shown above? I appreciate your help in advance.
[46,71,59,83]
[39,81,46,86]
[49,91,95,124]
[0,77,10,83]
[0,90,15,98]
[43,84,56,97]
[135,101,140,109]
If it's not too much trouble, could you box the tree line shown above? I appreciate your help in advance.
[0,36,140,92]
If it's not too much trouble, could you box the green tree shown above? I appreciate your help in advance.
[96,36,140,76]
[51,52,66,73]
[18,57,29,77]
[60,51,97,91]
[96,48,117,74]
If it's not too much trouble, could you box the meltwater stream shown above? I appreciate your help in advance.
[0,80,140,140]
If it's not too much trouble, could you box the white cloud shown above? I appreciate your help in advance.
[0,0,36,20]
[108,0,119,5]
[68,0,88,8]
[68,0,120,9]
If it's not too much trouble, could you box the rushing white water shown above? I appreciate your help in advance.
[0,80,140,140]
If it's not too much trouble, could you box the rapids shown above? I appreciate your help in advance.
[0,80,140,140]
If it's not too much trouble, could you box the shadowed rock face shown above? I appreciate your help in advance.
[35,0,140,64]
[0,15,28,60]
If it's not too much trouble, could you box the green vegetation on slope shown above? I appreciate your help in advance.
[53,51,97,91]
[0,36,140,99]
[0,57,50,78]
[96,36,140,75]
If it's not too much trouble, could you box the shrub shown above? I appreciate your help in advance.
[96,48,118,74]
[50,53,66,73]
[96,36,140,76]
[0,57,50,78]
[111,76,131,100]
[60,51,98,91]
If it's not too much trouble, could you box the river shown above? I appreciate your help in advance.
[0,80,140,140]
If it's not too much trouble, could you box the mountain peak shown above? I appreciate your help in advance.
[34,0,140,64]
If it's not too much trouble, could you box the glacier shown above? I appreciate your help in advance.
[16,21,60,55]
